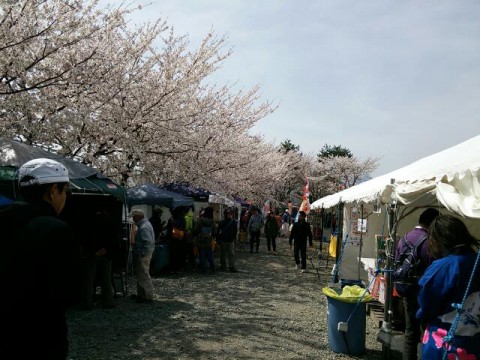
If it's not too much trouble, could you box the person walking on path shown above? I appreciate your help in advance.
[289,211,313,273]
[395,208,439,360]
[129,209,155,303]
[0,158,79,359]
[217,208,238,272]
[264,210,280,254]
[247,207,263,253]
[281,209,291,237]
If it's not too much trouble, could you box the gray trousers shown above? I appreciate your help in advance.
[220,241,235,269]
[134,249,154,300]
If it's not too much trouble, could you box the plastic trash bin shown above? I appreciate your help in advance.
[323,286,371,355]
[340,278,365,289]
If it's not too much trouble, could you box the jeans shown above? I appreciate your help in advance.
[250,231,260,252]
[266,235,277,251]
[198,246,215,273]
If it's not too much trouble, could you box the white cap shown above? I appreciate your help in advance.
[18,158,69,187]
[128,209,144,217]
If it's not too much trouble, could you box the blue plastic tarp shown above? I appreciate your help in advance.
[127,183,194,209]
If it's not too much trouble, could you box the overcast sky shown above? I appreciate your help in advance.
[124,0,480,176]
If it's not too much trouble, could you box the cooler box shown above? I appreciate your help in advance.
[151,244,169,275]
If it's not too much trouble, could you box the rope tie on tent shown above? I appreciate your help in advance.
[441,249,480,360]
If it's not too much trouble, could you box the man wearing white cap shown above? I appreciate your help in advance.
[129,208,155,303]
[0,158,78,359]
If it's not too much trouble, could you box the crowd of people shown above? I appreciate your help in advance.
[132,205,301,278]
[0,157,478,360]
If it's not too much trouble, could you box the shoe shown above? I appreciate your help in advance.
[129,294,140,300]
[295,264,300,270]
[273,251,277,255]
[220,267,227,272]
[135,298,153,304]
[301,269,306,273]
[229,268,238,273]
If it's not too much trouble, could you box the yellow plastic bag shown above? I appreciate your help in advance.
[322,285,372,303]
[329,234,337,257]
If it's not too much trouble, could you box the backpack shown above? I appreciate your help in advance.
[393,233,428,297]
[200,225,213,237]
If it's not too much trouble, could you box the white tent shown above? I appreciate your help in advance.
[208,193,238,208]
[311,134,480,218]
[310,135,480,286]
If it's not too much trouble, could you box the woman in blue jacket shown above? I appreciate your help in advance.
[417,215,480,359]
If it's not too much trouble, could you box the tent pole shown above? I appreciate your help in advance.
[334,202,344,283]
[380,201,398,358]
[357,204,364,280]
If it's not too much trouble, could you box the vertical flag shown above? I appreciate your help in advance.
[299,175,310,215]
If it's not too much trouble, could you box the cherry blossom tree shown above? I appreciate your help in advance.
[311,153,379,199]
[0,0,287,202]
[0,1,379,204]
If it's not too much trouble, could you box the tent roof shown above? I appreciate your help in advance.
[0,138,98,178]
[0,138,126,201]
[208,193,240,208]
[163,182,210,201]
[311,135,480,218]
[127,183,194,208]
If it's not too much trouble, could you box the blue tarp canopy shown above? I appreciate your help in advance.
[164,182,210,201]
[127,183,194,208]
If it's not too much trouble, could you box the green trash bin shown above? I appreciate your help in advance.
[323,285,372,355]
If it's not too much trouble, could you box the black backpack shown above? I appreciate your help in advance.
[393,233,428,297]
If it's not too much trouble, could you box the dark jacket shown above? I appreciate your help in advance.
[149,213,165,241]
[264,216,279,238]
[217,218,238,243]
[84,211,119,259]
[195,217,216,248]
[0,200,79,359]
[289,221,313,246]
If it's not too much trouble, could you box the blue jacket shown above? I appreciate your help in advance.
[417,249,480,359]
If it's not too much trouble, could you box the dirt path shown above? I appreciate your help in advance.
[67,237,384,359]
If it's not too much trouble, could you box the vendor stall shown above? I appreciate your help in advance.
[311,135,480,355]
